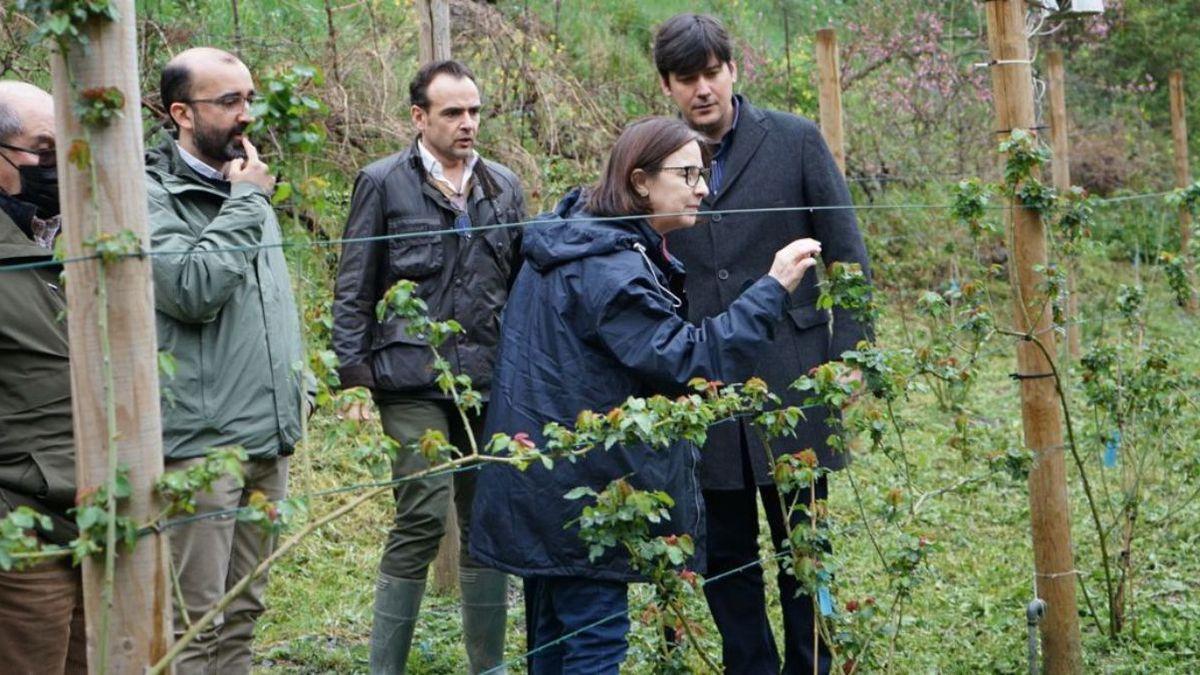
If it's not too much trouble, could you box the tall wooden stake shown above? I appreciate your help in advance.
[414,0,458,593]
[49,1,172,671]
[1046,51,1081,359]
[815,28,846,174]
[984,4,1083,673]
[416,0,452,64]
[432,501,460,594]
[1169,69,1198,311]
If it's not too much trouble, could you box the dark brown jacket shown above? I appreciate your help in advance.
[0,208,76,544]
[333,138,526,398]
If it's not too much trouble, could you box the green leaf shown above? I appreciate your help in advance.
[9,510,34,530]
[563,487,595,501]
[272,182,294,205]
[158,350,177,380]
[113,471,132,499]
[76,506,100,531]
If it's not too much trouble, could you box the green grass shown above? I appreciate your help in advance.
[4,2,1188,671]
[250,195,1200,672]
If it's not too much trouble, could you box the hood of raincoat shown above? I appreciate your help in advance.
[521,188,685,279]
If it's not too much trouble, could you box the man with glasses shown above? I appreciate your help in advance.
[0,80,87,675]
[333,59,525,674]
[653,14,873,675]
[145,47,308,675]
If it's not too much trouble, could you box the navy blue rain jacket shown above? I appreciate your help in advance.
[469,190,791,582]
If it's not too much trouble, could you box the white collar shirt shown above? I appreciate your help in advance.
[418,139,478,210]
[176,142,228,183]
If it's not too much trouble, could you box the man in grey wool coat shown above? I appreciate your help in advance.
[653,13,874,675]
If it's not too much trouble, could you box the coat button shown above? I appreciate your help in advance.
[717,269,730,281]
[712,213,723,222]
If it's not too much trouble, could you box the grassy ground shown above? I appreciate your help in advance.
[250,191,1200,673]
[6,2,1192,671]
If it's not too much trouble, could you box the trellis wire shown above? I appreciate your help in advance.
[0,189,1181,275]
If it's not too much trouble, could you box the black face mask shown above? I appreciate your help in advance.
[16,164,60,220]
[0,191,38,240]
[1,151,60,220]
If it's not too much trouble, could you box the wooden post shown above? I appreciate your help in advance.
[1046,53,1071,194]
[414,0,458,593]
[815,28,846,174]
[415,0,452,63]
[48,1,172,671]
[432,503,460,595]
[984,4,1083,674]
[1046,51,1082,359]
[1169,70,1198,311]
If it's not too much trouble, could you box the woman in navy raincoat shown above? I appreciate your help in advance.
[469,116,820,673]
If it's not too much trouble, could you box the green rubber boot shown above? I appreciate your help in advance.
[369,573,426,674]
[459,567,510,674]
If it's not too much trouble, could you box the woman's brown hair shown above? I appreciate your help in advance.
[586,116,709,217]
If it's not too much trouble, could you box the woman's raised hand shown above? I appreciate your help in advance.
[768,238,822,292]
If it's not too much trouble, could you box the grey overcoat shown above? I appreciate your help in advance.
[666,96,873,489]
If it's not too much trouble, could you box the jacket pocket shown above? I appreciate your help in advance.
[370,318,439,391]
[479,230,515,286]
[787,303,831,331]
[387,216,445,278]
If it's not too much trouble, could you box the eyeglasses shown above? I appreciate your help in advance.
[183,93,258,113]
[0,142,56,168]
[658,165,711,187]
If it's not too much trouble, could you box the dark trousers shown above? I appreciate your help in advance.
[703,448,832,675]
[524,576,630,675]
[377,399,486,579]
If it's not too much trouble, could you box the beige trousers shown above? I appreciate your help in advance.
[167,456,288,675]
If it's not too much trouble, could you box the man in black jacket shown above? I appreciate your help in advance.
[332,60,525,674]
[653,14,873,675]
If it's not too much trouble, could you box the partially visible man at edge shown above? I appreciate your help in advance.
[333,59,525,674]
[0,79,87,674]
[146,47,308,675]
[653,13,873,675]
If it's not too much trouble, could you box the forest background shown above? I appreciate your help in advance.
[4,0,1200,672]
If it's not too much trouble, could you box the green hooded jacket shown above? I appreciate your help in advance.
[145,136,305,460]
[0,208,77,542]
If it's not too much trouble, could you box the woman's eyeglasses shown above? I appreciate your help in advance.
[658,165,711,187]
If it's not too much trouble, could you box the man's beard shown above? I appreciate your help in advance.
[193,117,247,163]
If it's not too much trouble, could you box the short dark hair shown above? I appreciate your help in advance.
[410,60,478,109]
[653,13,733,81]
[586,117,708,218]
[160,61,192,127]
[160,48,241,129]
